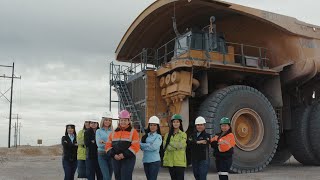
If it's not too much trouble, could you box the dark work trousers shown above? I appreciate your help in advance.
[112,156,136,180]
[86,158,103,180]
[77,160,87,178]
[62,158,77,180]
[168,166,185,180]
[192,159,209,180]
[215,157,232,180]
[143,161,161,180]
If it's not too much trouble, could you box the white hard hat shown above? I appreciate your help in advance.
[102,111,113,119]
[195,116,206,125]
[148,116,160,124]
[86,114,99,123]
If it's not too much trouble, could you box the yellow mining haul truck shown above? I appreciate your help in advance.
[108,0,320,173]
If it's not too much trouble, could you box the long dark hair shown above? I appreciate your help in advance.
[164,119,183,151]
[82,121,90,130]
[65,124,77,138]
[86,122,100,136]
[141,124,161,143]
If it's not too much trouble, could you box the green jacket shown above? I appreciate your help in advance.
[77,129,86,160]
[163,130,187,167]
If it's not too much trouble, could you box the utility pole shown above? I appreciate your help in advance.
[14,122,17,148]
[14,114,21,148]
[7,114,22,148]
[19,122,22,146]
[0,62,21,148]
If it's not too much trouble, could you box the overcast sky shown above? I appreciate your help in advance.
[0,0,319,147]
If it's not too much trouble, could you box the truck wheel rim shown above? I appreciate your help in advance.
[231,108,264,151]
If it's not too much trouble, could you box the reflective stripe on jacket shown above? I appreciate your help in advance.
[105,126,140,158]
[218,133,235,152]
[211,132,235,159]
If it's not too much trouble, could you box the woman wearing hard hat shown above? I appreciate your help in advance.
[85,115,102,180]
[76,119,90,179]
[96,112,114,180]
[61,124,78,180]
[188,116,211,180]
[210,117,236,180]
[140,116,163,180]
[163,114,187,180]
[105,110,140,180]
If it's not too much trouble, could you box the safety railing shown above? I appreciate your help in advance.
[154,36,270,69]
[120,48,156,77]
[111,33,272,80]
[109,62,144,133]
[226,42,270,68]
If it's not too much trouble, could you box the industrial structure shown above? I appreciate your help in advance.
[108,0,320,173]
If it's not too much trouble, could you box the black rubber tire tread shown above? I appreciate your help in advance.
[309,102,320,162]
[270,134,291,165]
[198,85,279,173]
[286,105,320,165]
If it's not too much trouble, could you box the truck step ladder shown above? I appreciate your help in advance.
[110,62,144,133]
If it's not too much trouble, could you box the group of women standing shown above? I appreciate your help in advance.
[62,113,113,180]
[62,109,235,180]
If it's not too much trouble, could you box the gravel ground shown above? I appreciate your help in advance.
[0,152,320,180]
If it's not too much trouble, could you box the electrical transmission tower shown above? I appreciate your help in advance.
[9,114,22,148]
[0,62,21,148]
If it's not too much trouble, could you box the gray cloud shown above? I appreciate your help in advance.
[0,0,319,146]
[0,0,154,146]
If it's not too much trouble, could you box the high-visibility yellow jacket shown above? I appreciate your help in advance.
[162,130,187,167]
[76,129,86,160]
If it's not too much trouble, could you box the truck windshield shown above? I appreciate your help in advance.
[175,32,191,56]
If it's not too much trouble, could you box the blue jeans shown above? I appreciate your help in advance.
[98,152,113,180]
[86,158,103,180]
[112,156,136,180]
[77,160,86,178]
[143,161,161,180]
[62,158,77,180]
[192,159,209,180]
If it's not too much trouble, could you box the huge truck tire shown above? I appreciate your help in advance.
[309,102,320,162]
[286,106,320,165]
[270,134,291,165]
[198,85,279,173]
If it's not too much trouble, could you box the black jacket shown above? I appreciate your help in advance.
[84,128,98,159]
[61,135,78,162]
[187,130,211,161]
[211,131,234,159]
